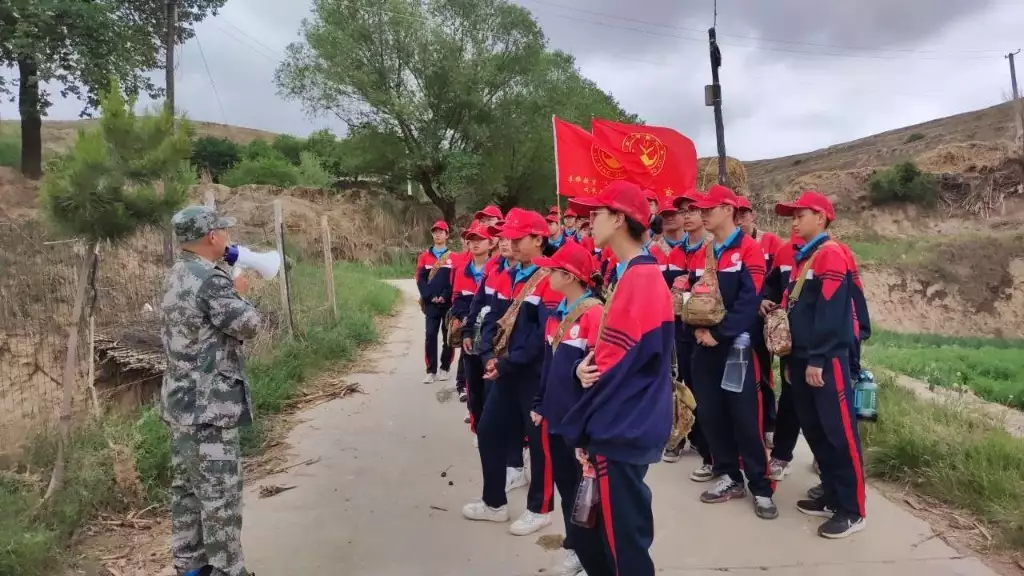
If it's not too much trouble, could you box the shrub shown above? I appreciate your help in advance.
[272,134,306,165]
[243,139,285,162]
[867,161,939,207]
[221,155,300,187]
[297,151,335,188]
[904,132,925,144]
[0,132,19,168]
[191,136,241,181]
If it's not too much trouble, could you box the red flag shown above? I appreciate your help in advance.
[553,116,653,198]
[591,119,698,200]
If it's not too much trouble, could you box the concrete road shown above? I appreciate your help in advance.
[241,280,996,576]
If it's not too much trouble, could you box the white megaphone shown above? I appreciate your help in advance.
[224,245,282,279]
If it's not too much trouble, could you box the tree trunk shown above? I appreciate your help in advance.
[42,241,99,503]
[418,174,456,224]
[18,56,43,180]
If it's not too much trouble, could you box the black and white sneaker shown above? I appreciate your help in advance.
[662,444,684,463]
[796,497,835,518]
[806,483,825,500]
[754,495,778,520]
[458,391,468,403]
[818,512,866,539]
[700,477,745,503]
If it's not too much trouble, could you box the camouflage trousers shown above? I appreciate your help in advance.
[169,423,247,576]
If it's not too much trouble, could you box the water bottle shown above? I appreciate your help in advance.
[855,369,878,421]
[721,332,751,393]
[571,465,600,528]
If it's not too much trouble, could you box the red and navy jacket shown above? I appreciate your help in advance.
[605,242,667,290]
[450,257,489,322]
[782,234,854,367]
[685,230,766,344]
[560,255,674,465]
[762,239,799,304]
[416,247,454,315]
[838,243,872,341]
[533,294,604,435]
[461,255,507,343]
[545,231,577,257]
[668,234,709,344]
[478,263,562,378]
[750,229,784,273]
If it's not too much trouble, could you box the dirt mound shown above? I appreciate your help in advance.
[914,141,1015,175]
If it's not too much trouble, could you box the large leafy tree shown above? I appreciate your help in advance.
[0,0,225,180]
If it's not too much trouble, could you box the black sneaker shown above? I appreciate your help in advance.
[754,495,778,520]
[818,512,866,539]
[458,391,468,403]
[796,497,835,518]
[807,483,825,500]
[700,477,746,503]
[661,444,684,463]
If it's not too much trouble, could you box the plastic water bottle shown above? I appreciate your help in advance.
[721,332,751,393]
[855,370,878,421]
[571,466,600,528]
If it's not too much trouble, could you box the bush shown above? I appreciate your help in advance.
[243,139,283,161]
[867,161,939,207]
[904,132,925,144]
[220,155,301,187]
[297,151,335,188]
[0,132,19,168]
[191,136,241,181]
[272,134,306,165]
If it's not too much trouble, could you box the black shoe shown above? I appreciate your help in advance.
[754,495,778,520]
[458,391,468,402]
[807,483,825,500]
[661,444,684,463]
[818,512,866,539]
[796,497,835,518]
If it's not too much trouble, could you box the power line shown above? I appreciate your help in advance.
[194,32,228,123]
[212,22,281,62]
[220,19,285,60]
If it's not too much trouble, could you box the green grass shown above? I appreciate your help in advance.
[0,131,19,169]
[0,262,399,575]
[862,372,1024,549]
[865,330,1024,408]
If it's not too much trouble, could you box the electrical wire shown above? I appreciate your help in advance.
[195,31,228,124]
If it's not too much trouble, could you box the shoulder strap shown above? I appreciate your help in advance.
[551,298,600,350]
[704,240,717,274]
[790,241,835,302]
[498,268,550,334]
[426,249,450,282]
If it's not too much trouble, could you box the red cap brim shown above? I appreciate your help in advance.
[461,231,489,241]
[658,205,679,215]
[691,199,724,210]
[497,226,531,240]
[774,202,801,217]
[567,197,605,216]
[533,256,559,268]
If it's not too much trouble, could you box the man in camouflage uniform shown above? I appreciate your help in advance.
[161,206,261,576]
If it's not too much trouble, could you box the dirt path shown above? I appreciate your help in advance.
[239,280,998,576]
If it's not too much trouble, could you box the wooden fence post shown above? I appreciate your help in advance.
[321,215,338,322]
[203,188,216,208]
[274,200,295,338]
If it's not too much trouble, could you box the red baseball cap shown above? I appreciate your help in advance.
[431,220,450,232]
[691,185,740,210]
[775,190,836,221]
[474,205,503,221]
[461,221,492,241]
[548,205,560,215]
[642,188,659,202]
[492,208,550,240]
[579,220,591,230]
[563,208,578,218]
[569,181,650,228]
[735,196,753,211]
[672,189,705,210]
[657,197,679,215]
[534,241,597,285]
[545,213,560,223]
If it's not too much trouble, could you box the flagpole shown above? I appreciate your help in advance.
[552,115,562,216]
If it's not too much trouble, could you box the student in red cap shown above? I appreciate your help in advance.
[579,219,598,257]
[475,205,504,226]
[560,180,674,576]
[416,220,455,384]
[735,196,784,448]
[775,191,867,539]
[562,208,582,242]
[546,212,575,255]
[464,209,560,537]
[685,184,776,519]
[530,241,606,576]
[452,222,495,426]
[661,190,714,476]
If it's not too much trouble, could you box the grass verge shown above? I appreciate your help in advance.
[862,371,1024,550]
[865,329,1024,409]
[0,131,19,169]
[0,262,399,575]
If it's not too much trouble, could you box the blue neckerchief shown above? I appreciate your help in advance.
[795,233,829,263]
[499,257,510,272]
[713,228,741,260]
[468,260,485,284]
[550,233,564,249]
[615,247,649,281]
[554,290,593,320]
[683,232,705,254]
[565,229,580,242]
[430,246,448,259]
[513,263,537,286]
[663,235,685,249]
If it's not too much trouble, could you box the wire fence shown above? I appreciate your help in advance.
[0,187,433,456]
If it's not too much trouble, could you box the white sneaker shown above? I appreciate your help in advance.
[509,510,551,536]
[472,434,478,448]
[422,373,435,384]
[690,463,714,482]
[562,550,583,575]
[462,501,509,522]
[769,458,791,481]
[505,467,528,492]
[765,431,775,449]
[439,370,451,381]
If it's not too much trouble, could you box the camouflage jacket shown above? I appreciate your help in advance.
[160,251,261,427]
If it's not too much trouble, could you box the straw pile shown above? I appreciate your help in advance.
[697,157,748,191]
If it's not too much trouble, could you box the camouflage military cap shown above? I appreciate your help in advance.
[171,205,237,243]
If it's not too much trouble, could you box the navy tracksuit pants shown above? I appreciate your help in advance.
[575,455,655,576]
[770,357,801,463]
[788,352,867,518]
[691,345,773,497]
[456,353,466,394]
[424,313,454,375]
[751,320,778,434]
[548,430,582,551]
[477,375,551,512]
[676,339,711,465]
[465,355,486,432]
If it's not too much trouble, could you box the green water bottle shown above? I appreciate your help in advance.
[855,370,878,421]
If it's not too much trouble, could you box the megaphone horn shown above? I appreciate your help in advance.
[224,245,282,280]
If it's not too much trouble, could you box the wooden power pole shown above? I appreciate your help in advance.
[162,0,178,266]
[706,27,728,186]
[1008,50,1023,153]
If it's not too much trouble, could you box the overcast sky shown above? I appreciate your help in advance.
[1,0,1021,160]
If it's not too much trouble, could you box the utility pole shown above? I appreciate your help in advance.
[1008,50,1023,153]
[706,27,728,186]
[162,0,178,266]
